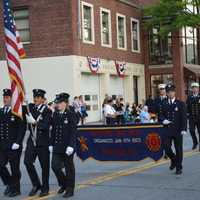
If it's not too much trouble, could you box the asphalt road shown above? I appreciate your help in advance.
[0,134,199,200]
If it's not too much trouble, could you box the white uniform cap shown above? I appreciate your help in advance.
[158,84,166,89]
[191,82,199,88]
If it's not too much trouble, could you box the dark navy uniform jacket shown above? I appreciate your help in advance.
[145,98,155,113]
[26,103,52,147]
[186,94,200,121]
[0,107,26,151]
[154,96,167,120]
[50,108,77,154]
[161,99,187,136]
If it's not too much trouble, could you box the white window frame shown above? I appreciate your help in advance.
[100,7,112,48]
[14,9,31,44]
[130,18,141,53]
[116,13,127,51]
[81,1,95,45]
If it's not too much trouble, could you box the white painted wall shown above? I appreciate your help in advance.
[0,56,75,106]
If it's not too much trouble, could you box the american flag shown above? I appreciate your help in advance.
[3,0,25,117]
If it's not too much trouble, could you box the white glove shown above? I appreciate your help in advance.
[49,146,53,153]
[24,96,29,104]
[11,143,20,150]
[162,119,171,125]
[181,131,187,135]
[66,146,74,156]
[26,114,36,124]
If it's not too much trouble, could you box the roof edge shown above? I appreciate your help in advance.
[117,0,142,9]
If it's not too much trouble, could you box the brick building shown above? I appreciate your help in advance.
[0,0,145,122]
[0,0,199,122]
[140,0,200,100]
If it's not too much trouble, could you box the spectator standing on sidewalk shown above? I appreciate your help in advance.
[79,95,88,125]
[104,97,118,125]
[113,98,125,124]
[140,106,151,123]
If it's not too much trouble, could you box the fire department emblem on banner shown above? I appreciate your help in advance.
[87,56,101,73]
[115,61,126,77]
[145,133,161,152]
[78,136,89,152]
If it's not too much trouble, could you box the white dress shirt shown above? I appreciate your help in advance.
[104,104,116,117]
[168,97,176,104]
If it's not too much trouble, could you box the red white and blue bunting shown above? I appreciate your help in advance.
[115,61,126,78]
[87,56,101,74]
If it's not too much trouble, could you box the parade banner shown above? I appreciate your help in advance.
[115,61,126,77]
[87,56,101,73]
[77,124,166,162]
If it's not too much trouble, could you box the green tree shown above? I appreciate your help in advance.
[143,0,200,36]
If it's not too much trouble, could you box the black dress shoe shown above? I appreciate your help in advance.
[57,187,65,194]
[63,188,74,198]
[176,169,182,175]
[28,186,41,196]
[192,144,198,150]
[4,186,11,196]
[169,162,176,171]
[39,190,49,197]
[163,154,168,160]
[8,190,21,197]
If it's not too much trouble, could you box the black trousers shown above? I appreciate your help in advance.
[0,173,8,186]
[0,149,22,192]
[106,117,116,125]
[52,153,75,189]
[189,119,200,145]
[164,135,183,170]
[24,145,50,191]
[116,115,125,125]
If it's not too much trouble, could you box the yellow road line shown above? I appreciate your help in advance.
[22,150,199,200]
[77,150,199,189]
[78,125,163,131]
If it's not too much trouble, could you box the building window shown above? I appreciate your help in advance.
[13,9,30,43]
[117,14,127,50]
[82,2,95,44]
[150,74,173,97]
[183,27,199,65]
[100,8,112,47]
[131,18,140,53]
[149,27,172,65]
[84,95,99,111]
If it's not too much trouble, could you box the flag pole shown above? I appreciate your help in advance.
[24,98,37,146]
[3,0,36,146]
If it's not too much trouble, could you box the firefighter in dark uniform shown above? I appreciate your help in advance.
[0,89,26,197]
[186,82,200,150]
[49,93,77,198]
[145,95,155,113]
[154,84,167,121]
[154,84,168,158]
[24,89,52,197]
[161,84,187,175]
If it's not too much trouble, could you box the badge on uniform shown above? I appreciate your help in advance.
[175,107,178,111]
[64,118,68,124]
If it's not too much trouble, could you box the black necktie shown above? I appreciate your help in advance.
[35,105,39,111]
